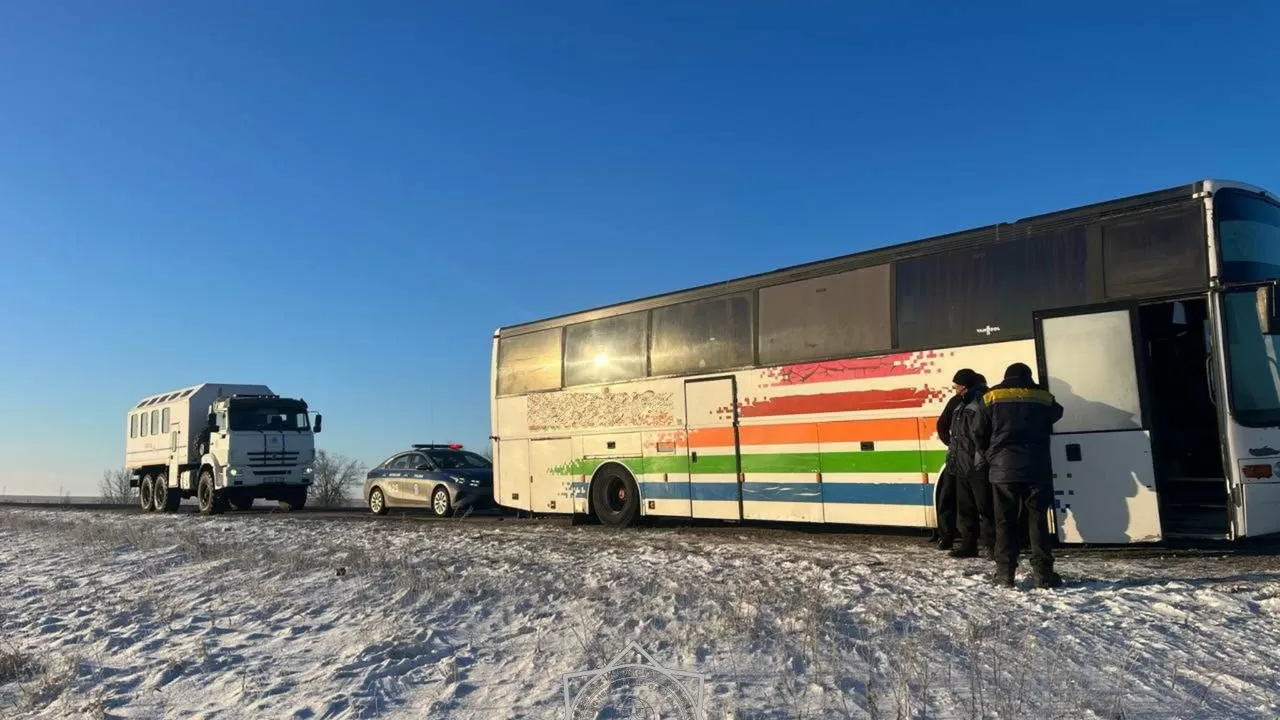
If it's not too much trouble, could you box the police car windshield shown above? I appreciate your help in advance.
[423,450,490,469]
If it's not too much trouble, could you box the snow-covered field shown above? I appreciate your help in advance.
[2,507,1279,719]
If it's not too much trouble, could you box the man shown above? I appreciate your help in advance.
[948,372,994,559]
[972,362,1065,589]
[932,378,967,550]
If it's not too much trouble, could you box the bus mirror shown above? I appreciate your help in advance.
[313,414,323,433]
[1256,285,1280,335]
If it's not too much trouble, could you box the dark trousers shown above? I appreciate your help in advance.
[956,468,994,551]
[935,468,958,540]
[993,483,1055,574]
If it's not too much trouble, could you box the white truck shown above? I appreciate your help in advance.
[125,383,323,514]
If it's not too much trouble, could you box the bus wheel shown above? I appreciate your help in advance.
[592,466,640,528]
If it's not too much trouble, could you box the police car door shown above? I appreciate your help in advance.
[1035,305,1164,543]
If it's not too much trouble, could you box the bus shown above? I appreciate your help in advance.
[489,179,1280,544]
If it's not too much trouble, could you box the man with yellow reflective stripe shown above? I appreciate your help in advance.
[972,362,1065,589]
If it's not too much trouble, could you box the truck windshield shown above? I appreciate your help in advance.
[229,406,311,432]
[1220,190,1280,427]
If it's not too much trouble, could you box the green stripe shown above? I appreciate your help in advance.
[551,450,947,476]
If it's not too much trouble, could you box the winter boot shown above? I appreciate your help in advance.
[936,536,955,551]
[990,567,1015,588]
[1033,568,1063,589]
[948,545,979,558]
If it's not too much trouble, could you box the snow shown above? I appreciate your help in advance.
[2,507,1280,719]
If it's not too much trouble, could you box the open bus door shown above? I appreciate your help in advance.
[1035,305,1165,543]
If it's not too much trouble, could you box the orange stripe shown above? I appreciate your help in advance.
[688,418,926,448]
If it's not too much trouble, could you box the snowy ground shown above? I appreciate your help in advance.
[1,508,1279,719]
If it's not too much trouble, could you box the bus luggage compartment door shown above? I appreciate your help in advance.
[683,377,743,520]
[496,439,531,511]
[1036,306,1164,544]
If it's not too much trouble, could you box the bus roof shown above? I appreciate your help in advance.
[496,178,1272,337]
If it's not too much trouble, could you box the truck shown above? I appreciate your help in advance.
[125,383,323,515]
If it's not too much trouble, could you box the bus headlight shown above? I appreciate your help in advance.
[304,466,314,475]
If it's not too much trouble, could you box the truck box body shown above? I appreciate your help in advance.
[126,383,272,474]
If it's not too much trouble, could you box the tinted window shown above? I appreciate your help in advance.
[651,294,754,375]
[141,412,149,437]
[564,311,648,386]
[130,414,138,438]
[895,229,1087,348]
[161,408,170,434]
[759,265,891,364]
[1217,191,1280,283]
[423,450,491,469]
[497,327,562,396]
[1103,206,1206,298]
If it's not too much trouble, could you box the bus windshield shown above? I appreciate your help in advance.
[1220,191,1280,426]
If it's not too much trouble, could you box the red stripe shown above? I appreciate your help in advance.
[764,353,925,386]
[739,388,934,417]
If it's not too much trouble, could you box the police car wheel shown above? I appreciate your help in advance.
[369,487,388,515]
[431,487,452,517]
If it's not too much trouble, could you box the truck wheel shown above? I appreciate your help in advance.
[154,472,179,512]
[431,486,452,517]
[197,469,226,515]
[369,487,388,515]
[591,466,640,528]
[151,472,167,512]
[278,488,307,512]
[139,474,155,513]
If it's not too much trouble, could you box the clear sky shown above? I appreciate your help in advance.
[1,1,1277,495]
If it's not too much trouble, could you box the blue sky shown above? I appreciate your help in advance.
[1,1,1277,495]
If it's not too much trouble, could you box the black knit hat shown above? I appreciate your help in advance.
[952,368,979,388]
[1004,362,1034,382]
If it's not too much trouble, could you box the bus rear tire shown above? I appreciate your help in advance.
[591,466,640,528]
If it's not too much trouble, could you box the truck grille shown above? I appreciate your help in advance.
[245,451,300,468]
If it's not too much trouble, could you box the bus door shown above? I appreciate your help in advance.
[683,377,743,520]
[1217,286,1280,539]
[1035,305,1164,543]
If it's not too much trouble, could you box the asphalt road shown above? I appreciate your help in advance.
[5,499,1280,564]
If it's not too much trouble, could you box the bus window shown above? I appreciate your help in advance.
[564,311,648,386]
[1218,191,1280,283]
[497,327,562,395]
[758,265,890,365]
[651,293,754,375]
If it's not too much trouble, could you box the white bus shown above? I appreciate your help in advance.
[489,179,1280,544]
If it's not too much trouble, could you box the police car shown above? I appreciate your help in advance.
[364,443,495,516]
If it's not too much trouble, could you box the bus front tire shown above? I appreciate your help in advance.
[591,467,640,528]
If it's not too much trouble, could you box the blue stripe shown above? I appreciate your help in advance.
[636,481,933,506]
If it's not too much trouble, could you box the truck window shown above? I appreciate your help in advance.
[130,414,138,438]
[161,408,169,433]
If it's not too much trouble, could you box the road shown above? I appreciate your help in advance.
[5,499,1280,565]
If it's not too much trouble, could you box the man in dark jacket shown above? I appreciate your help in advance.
[973,362,1065,589]
[932,380,967,550]
[948,371,994,559]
